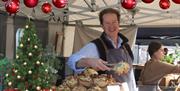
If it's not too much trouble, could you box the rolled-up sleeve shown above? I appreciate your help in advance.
[67,43,99,73]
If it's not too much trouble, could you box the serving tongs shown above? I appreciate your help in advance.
[105,63,116,67]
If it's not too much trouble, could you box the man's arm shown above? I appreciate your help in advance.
[76,58,110,71]
[67,43,99,73]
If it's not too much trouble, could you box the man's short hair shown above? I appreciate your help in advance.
[99,8,120,25]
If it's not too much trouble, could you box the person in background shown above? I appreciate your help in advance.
[67,8,137,91]
[164,48,168,55]
[139,41,180,91]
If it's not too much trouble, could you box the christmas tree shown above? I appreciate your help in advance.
[4,21,54,91]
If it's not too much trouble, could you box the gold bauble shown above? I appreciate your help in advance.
[8,82,12,86]
[36,86,41,90]
[28,70,32,74]
[34,45,38,49]
[28,53,32,56]
[36,61,40,65]
[20,44,23,47]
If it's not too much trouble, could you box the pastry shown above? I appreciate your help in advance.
[78,75,93,87]
[113,62,130,75]
[64,76,78,88]
[93,74,108,88]
[83,68,98,76]
[107,75,116,85]
[87,86,103,91]
[72,85,87,91]
[58,84,71,91]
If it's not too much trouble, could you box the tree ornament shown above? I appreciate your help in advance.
[28,52,32,56]
[34,45,38,49]
[20,43,24,47]
[41,2,52,14]
[142,0,154,3]
[36,61,40,65]
[5,74,9,77]
[17,75,21,79]
[23,62,27,65]
[27,38,30,41]
[5,0,20,14]
[121,0,137,9]
[159,0,170,9]
[16,55,19,59]
[12,0,20,4]
[41,62,44,65]
[25,25,29,29]
[2,0,8,2]
[42,88,52,91]
[28,70,32,74]
[33,34,36,36]
[25,89,29,91]
[36,86,41,90]
[14,70,18,73]
[45,69,48,72]
[8,82,12,86]
[24,0,39,8]
[172,0,180,4]
[52,0,67,8]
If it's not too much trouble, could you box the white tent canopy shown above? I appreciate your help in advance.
[0,0,180,26]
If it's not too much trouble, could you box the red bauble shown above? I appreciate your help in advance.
[4,88,18,91]
[42,88,56,91]
[52,0,67,8]
[5,0,19,14]
[41,2,52,14]
[121,0,137,9]
[142,0,154,3]
[159,0,170,9]
[24,0,39,8]
[172,0,180,4]
[2,0,8,2]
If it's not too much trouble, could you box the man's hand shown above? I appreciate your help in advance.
[76,58,111,71]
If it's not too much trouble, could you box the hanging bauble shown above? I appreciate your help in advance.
[142,0,154,3]
[36,86,41,90]
[5,74,9,77]
[24,0,39,8]
[5,0,19,14]
[16,55,19,59]
[8,82,12,86]
[159,0,170,9]
[34,45,38,49]
[41,2,52,14]
[172,0,180,4]
[42,88,51,91]
[2,0,8,2]
[23,62,27,65]
[52,0,67,8]
[13,0,20,4]
[121,0,137,9]
[4,88,18,91]
[17,75,21,79]
[28,70,32,74]
[20,43,23,47]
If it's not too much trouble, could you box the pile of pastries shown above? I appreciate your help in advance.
[58,68,117,91]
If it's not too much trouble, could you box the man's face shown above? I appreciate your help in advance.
[101,13,119,37]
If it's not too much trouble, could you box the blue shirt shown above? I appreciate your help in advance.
[67,36,123,73]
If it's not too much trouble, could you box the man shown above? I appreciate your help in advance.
[67,8,136,91]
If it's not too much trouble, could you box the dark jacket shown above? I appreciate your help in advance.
[91,32,134,61]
